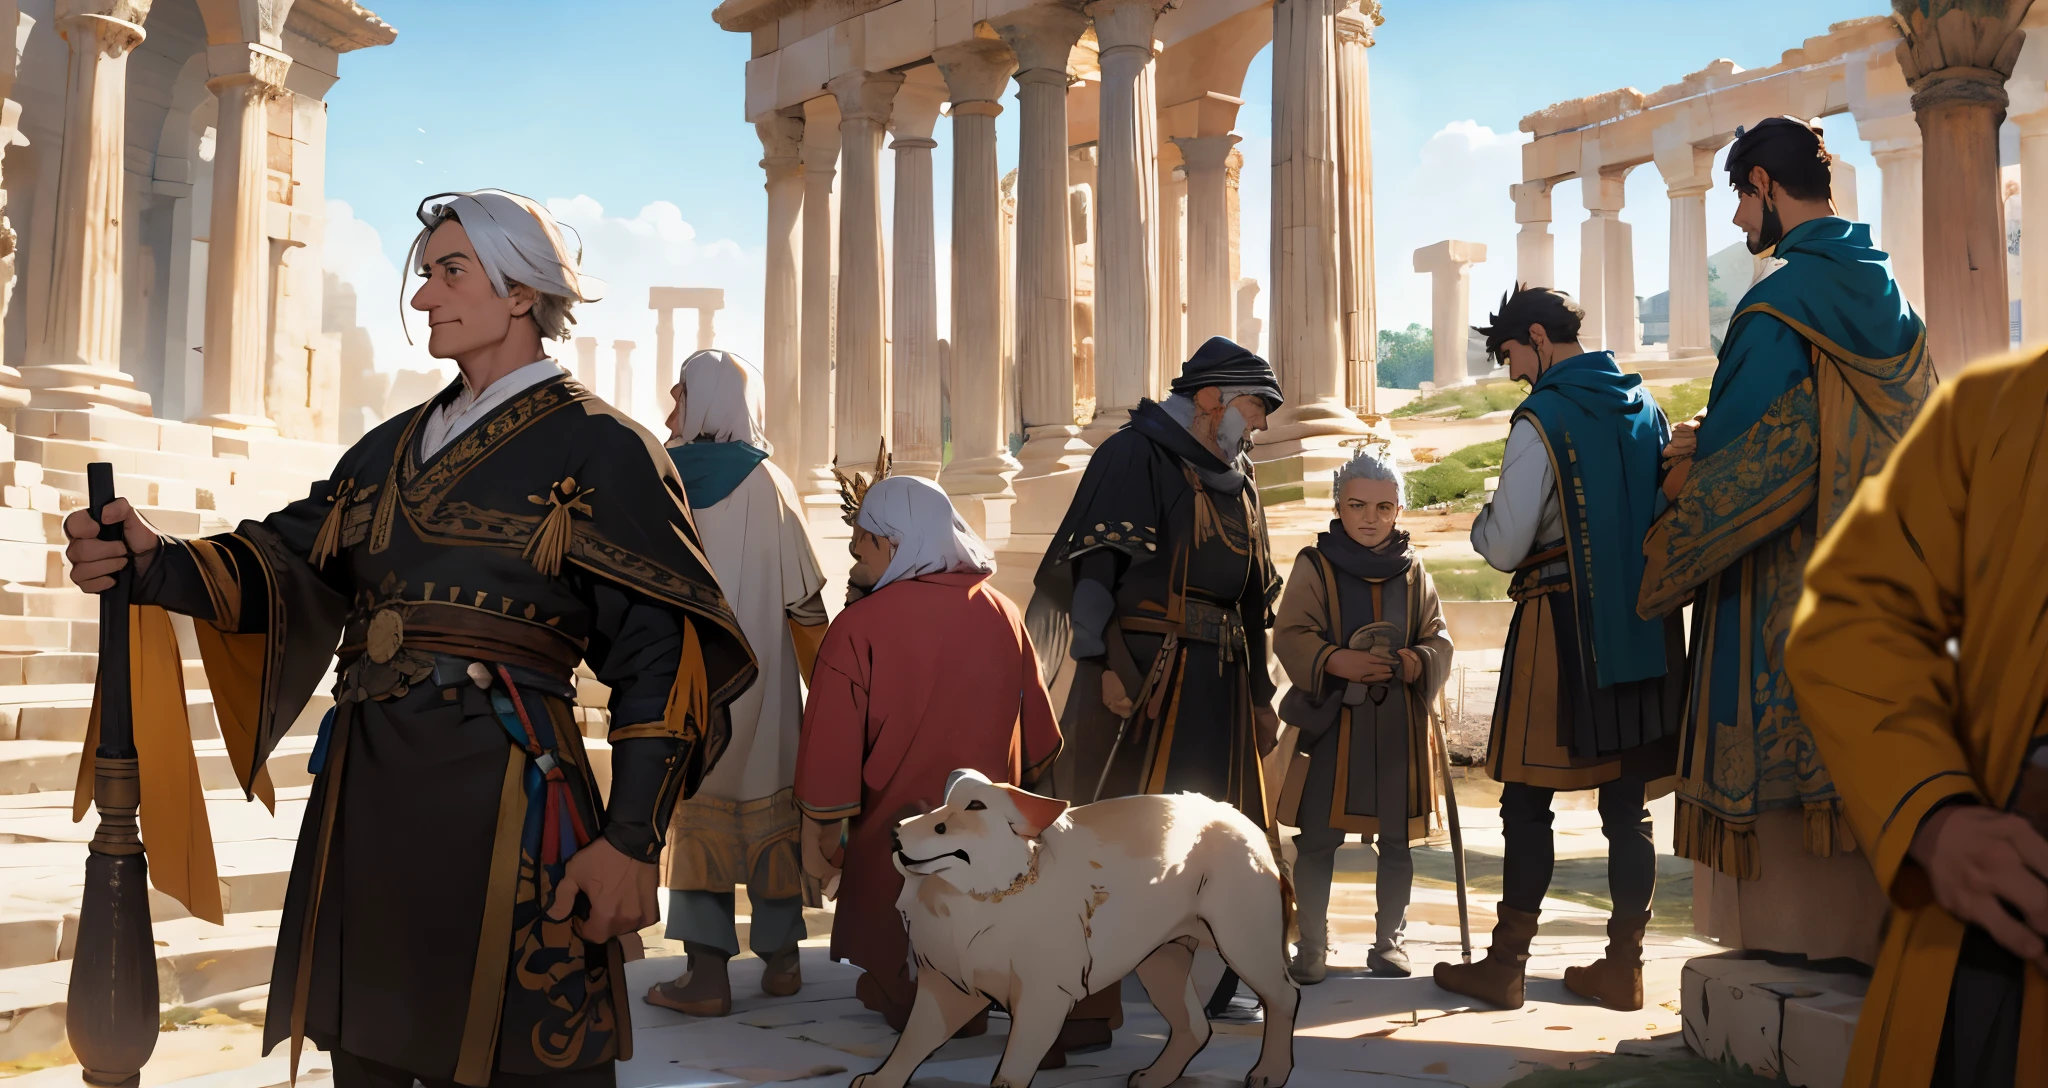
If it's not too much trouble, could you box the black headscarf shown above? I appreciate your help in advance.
[1168,336,1284,413]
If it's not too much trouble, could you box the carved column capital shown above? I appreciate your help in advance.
[205,41,291,95]
[1891,0,2030,112]
[57,8,146,55]
[993,4,1090,78]
[827,69,904,126]
[934,38,1017,106]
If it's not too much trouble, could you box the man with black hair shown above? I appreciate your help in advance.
[1432,286,1686,1012]
[1637,116,1936,967]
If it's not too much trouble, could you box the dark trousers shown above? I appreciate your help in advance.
[330,1049,616,1088]
[1499,778,1656,916]
[1930,925,2023,1088]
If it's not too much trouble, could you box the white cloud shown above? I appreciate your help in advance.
[1372,120,1531,337]
[320,196,765,433]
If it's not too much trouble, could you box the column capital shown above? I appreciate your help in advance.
[205,40,290,90]
[1652,139,1718,193]
[1171,133,1241,171]
[934,38,1016,106]
[890,136,937,151]
[1087,0,1163,55]
[1892,0,2029,112]
[1582,168,1628,213]
[1510,179,1552,224]
[1335,1,1384,48]
[993,4,1090,77]
[56,3,146,53]
[800,93,841,163]
[757,110,803,161]
[888,71,947,142]
[827,69,904,125]
[2015,107,2048,137]
[1413,239,1486,275]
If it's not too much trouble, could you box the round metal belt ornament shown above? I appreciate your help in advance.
[366,608,404,664]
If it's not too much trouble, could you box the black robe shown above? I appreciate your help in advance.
[132,372,755,1084]
[1026,400,1279,824]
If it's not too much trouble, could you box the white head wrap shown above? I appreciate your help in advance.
[407,190,607,305]
[855,476,996,591]
[678,349,770,454]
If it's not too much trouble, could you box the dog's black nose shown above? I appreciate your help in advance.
[934,823,947,835]
[891,831,902,851]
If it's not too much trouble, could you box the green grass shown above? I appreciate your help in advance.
[1652,378,1711,425]
[1423,556,1511,602]
[1390,381,1529,420]
[1405,439,1508,510]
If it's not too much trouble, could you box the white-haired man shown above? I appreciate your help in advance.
[1273,447,1453,983]
[62,190,757,1088]
[794,474,1062,1043]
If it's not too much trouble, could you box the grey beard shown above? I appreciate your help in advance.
[1217,404,1252,455]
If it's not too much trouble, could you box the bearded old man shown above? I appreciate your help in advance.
[1027,334,1286,1028]
[794,475,1061,1040]
[647,349,828,1017]
[1638,118,1935,967]
[64,190,755,1088]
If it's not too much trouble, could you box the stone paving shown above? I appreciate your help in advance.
[1,785,1771,1088]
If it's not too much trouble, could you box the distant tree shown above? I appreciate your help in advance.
[1378,323,1435,388]
[1707,263,1728,309]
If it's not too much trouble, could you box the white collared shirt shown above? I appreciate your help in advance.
[419,358,566,459]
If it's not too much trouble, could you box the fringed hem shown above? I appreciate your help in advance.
[1673,799,1761,880]
[1802,798,1856,856]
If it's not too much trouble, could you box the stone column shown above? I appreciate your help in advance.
[612,340,636,415]
[1335,0,1382,415]
[996,7,1091,476]
[1578,169,1626,352]
[1000,168,1021,450]
[1267,0,1366,439]
[2019,109,2048,344]
[797,94,841,495]
[828,70,903,468]
[1157,141,1186,385]
[1413,240,1485,389]
[652,304,676,413]
[1655,141,1717,361]
[1082,0,1162,446]
[1830,158,1861,221]
[1511,180,1555,289]
[1873,140,1926,312]
[888,71,946,480]
[0,8,34,406]
[574,336,598,387]
[696,308,716,350]
[192,40,290,429]
[1893,0,2030,377]
[23,0,152,412]
[1176,134,1239,348]
[937,39,1022,535]
[649,286,724,421]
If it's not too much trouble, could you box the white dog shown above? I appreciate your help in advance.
[851,769,1298,1088]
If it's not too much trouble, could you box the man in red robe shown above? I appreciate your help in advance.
[796,474,1062,1033]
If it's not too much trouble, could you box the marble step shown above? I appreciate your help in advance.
[0,583,99,620]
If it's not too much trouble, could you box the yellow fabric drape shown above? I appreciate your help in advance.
[613,616,710,744]
[1785,346,2048,1087]
[190,621,281,810]
[787,619,826,685]
[71,606,225,924]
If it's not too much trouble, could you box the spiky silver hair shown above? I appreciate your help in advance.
[1333,444,1405,509]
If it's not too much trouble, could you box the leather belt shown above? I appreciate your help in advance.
[336,601,585,703]
[1121,598,1246,664]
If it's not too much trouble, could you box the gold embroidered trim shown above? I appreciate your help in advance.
[308,478,357,570]
[523,477,595,577]
[966,842,1043,903]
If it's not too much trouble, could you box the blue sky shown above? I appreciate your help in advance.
[322,0,1889,407]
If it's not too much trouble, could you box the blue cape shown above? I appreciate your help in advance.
[1699,216,1924,458]
[1516,350,1671,688]
[667,441,768,509]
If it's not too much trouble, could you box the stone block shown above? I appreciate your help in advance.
[140,506,202,534]
[0,506,48,545]
[157,419,216,458]
[23,653,95,685]
[18,702,90,742]
[0,540,52,584]
[1782,990,1861,1087]
[865,0,937,71]
[10,407,57,437]
[0,914,62,969]
[68,619,99,652]
[1010,468,1086,535]
[1682,952,1866,1086]
[0,654,23,687]
[0,615,73,649]
[0,739,80,795]
[55,409,163,451]
[0,461,42,488]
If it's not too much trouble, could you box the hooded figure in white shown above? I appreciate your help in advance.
[647,349,828,1016]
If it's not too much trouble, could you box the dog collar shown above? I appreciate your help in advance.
[967,843,1042,904]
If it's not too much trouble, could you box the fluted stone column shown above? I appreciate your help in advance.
[937,40,1022,535]
[828,70,902,469]
[0,8,35,407]
[1176,134,1239,348]
[574,336,598,387]
[1893,0,2031,376]
[889,72,946,480]
[612,340,636,415]
[1267,0,1366,442]
[1335,0,1382,414]
[1158,141,1186,387]
[1082,0,1162,446]
[24,0,152,412]
[193,39,290,429]
[751,101,806,445]
[1414,240,1485,389]
[997,7,1091,477]
[1655,141,1717,361]
[1578,169,1625,353]
[1874,140,1926,312]
[1000,169,1021,450]
[1511,180,1555,291]
[797,94,841,496]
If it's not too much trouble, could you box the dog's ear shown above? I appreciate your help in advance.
[994,783,1070,837]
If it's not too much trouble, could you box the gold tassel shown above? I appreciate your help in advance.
[524,477,595,577]
[1672,799,1761,881]
[1803,799,1845,857]
[308,479,355,570]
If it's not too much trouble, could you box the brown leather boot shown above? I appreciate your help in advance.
[645,941,733,1017]
[1432,905,1539,1009]
[1564,911,1648,1011]
[761,944,802,997]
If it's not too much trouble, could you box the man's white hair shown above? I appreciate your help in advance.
[406,189,605,340]
[856,476,996,591]
[1333,445,1406,508]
